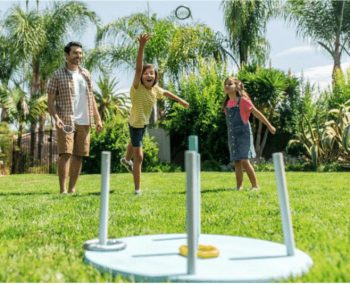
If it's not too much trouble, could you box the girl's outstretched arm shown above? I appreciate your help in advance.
[251,106,276,134]
[133,34,151,89]
[163,90,189,108]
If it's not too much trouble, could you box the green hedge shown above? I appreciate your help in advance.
[0,122,13,174]
[83,116,161,173]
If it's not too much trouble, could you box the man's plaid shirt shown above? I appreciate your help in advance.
[47,65,95,126]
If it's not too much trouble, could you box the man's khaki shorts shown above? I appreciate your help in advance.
[57,124,90,156]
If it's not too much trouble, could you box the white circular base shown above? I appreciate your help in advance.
[84,239,127,252]
[84,234,312,282]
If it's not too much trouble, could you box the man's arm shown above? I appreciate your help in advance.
[92,96,103,132]
[47,82,64,129]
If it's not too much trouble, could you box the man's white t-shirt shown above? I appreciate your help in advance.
[68,69,89,125]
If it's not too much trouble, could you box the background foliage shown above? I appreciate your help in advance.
[83,116,162,173]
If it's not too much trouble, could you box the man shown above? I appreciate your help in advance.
[47,41,102,194]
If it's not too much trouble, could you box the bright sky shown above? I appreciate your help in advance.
[1,0,350,91]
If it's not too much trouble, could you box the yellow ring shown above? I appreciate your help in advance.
[179,244,220,258]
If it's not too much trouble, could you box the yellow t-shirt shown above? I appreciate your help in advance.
[128,84,165,128]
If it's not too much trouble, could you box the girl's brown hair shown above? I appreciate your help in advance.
[222,76,250,110]
[141,64,158,87]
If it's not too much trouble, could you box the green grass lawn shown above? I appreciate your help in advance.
[0,172,349,282]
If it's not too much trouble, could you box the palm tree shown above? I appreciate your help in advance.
[0,33,21,122]
[96,12,227,84]
[284,0,350,78]
[4,83,46,172]
[3,1,100,162]
[94,74,130,122]
[96,12,227,125]
[166,25,227,80]
[5,84,46,147]
[0,35,19,87]
[0,84,12,122]
[221,0,278,67]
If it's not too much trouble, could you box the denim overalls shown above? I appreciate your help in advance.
[225,97,256,162]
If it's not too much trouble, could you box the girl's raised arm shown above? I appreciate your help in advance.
[163,90,189,109]
[251,106,276,134]
[133,34,151,89]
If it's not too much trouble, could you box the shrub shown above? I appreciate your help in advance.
[161,61,301,168]
[161,59,229,167]
[83,116,161,173]
[0,122,13,174]
[202,159,223,171]
[254,161,274,172]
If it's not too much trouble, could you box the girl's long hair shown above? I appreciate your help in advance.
[222,77,250,111]
[141,64,158,87]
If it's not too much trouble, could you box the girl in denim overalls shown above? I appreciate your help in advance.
[223,77,276,191]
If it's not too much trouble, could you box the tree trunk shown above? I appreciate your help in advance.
[49,127,54,174]
[0,108,9,122]
[37,79,46,162]
[29,124,37,167]
[332,36,342,82]
[260,110,275,158]
[332,0,346,81]
[239,41,248,68]
[37,116,45,161]
[260,128,269,159]
[11,138,16,174]
[255,120,263,159]
[13,123,23,173]
[17,124,23,149]
[30,59,40,166]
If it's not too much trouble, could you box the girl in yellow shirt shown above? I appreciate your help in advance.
[120,34,189,195]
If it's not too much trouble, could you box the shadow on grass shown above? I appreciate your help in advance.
[70,190,115,197]
[177,188,231,195]
[0,190,116,197]
[0,191,53,196]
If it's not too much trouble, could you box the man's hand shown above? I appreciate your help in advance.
[55,116,64,129]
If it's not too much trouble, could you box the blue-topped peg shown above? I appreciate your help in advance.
[188,135,198,152]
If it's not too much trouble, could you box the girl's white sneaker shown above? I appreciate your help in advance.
[120,157,133,172]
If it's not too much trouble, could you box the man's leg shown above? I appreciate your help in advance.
[69,125,90,194]
[58,153,71,194]
[68,155,83,193]
[56,126,74,194]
